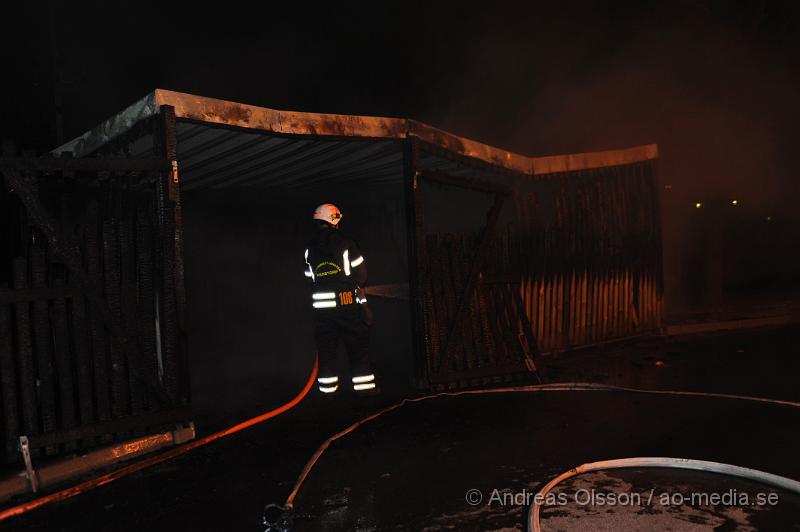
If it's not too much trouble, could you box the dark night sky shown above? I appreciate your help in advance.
[2,1,799,215]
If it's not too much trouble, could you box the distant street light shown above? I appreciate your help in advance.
[695,202,702,209]
[731,199,738,206]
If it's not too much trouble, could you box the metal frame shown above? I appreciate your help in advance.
[53,89,659,178]
[403,137,427,386]
[45,88,663,392]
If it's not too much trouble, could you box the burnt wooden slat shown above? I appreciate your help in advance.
[619,272,626,336]
[592,272,601,344]
[439,236,458,375]
[30,247,58,449]
[578,272,587,345]
[544,276,553,351]
[536,278,545,349]
[0,291,19,459]
[477,283,495,367]
[626,271,634,335]
[495,284,514,362]
[535,278,545,351]
[556,274,564,350]
[564,273,571,349]
[85,202,111,426]
[488,285,506,362]
[433,236,451,375]
[647,275,655,329]
[554,275,562,350]
[12,257,38,440]
[50,279,77,451]
[608,272,616,339]
[422,274,439,375]
[642,274,649,329]
[135,192,158,410]
[618,271,625,336]
[612,272,620,338]
[484,285,506,363]
[70,295,94,441]
[426,235,443,377]
[449,236,468,373]
[466,285,483,370]
[455,236,475,371]
[513,281,539,373]
[422,236,438,374]
[102,219,129,420]
[500,285,522,363]
[119,216,143,417]
[545,276,554,352]
[603,273,611,340]
[571,273,579,346]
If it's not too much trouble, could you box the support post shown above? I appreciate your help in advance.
[403,137,427,387]
[154,105,189,405]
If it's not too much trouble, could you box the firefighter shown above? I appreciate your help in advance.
[304,203,378,396]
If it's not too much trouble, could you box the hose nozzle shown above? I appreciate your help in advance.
[262,503,294,532]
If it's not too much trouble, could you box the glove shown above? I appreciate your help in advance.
[356,288,373,325]
[361,303,374,326]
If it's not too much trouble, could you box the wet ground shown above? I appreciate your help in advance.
[293,392,800,531]
[5,325,800,531]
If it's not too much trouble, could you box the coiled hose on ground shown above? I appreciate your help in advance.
[526,457,800,532]
[279,381,800,532]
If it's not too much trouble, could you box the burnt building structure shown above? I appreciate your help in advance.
[0,89,661,468]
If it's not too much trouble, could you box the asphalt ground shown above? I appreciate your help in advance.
[5,325,800,531]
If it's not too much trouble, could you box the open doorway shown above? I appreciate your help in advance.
[181,163,413,429]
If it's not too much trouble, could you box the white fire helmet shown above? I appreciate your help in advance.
[313,203,343,226]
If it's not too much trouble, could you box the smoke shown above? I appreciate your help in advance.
[424,2,800,310]
[4,1,797,312]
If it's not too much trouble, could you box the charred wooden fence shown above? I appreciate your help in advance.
[516,162,664,354]
[0,149,191,466]
[406,139,663,388]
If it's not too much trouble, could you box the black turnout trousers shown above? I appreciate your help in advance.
[314,306,372,380]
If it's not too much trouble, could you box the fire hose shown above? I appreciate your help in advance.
[0,357,318,523]
[267,382,800,532]
[2,362,798,530]
[527,457,800,532]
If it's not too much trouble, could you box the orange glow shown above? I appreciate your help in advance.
[0,356,319,523]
